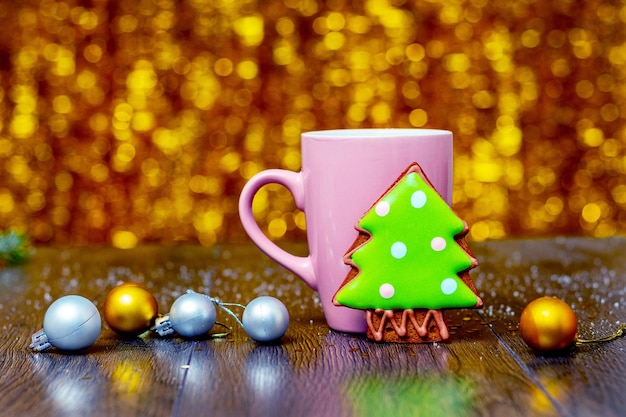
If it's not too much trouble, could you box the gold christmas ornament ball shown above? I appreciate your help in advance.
[519,296,578,351]
[103,283,158,335]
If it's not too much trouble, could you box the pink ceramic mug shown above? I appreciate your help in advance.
[238,129,453,333]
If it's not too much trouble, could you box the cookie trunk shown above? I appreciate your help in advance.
[366,308,448,343]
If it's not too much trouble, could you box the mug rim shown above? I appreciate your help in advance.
[302,128,451,139]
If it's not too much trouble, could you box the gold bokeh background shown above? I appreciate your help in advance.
[1,0,625,247]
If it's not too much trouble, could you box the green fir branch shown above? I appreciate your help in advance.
[0,231,30,267]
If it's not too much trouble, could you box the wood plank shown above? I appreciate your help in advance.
[2,240,623,416]
[474,237,626,417]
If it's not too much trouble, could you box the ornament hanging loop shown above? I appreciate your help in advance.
[576,323,626,345]
[187,290,246,328]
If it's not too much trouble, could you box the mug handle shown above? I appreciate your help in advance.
[238,169,317,290]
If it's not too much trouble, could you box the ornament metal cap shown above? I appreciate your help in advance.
[153,314,175,336]
[29,328,52,351]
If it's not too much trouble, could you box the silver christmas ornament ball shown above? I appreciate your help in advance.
[42,295,101,351]
[169,292,216,337]
[242,296,289,343]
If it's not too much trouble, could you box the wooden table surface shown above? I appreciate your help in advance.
[1,237,625,417]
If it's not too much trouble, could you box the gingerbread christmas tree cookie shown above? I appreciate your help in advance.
[333,162,482,343]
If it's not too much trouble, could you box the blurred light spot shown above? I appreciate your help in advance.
[112,230,138,249]
[234,15,264,47]
[581,127,604,147]
[236,60,258,80]
[268,218,287,238]
[84,44,103,63]
[582,203,601,223]
[409,109,428,127]
[52,95,73,114]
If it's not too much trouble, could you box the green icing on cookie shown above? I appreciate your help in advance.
[335,171,478,311]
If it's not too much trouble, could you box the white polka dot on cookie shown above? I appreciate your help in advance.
[379,283,395,299]
[391,241,407,258]
[440,278,458,295]
[375,201,390,216]
[411,190,427,208]
[431,237,446,251]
